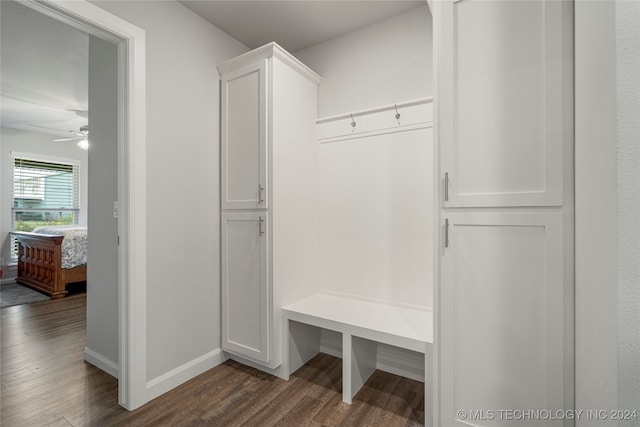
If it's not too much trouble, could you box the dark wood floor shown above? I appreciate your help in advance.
[1,294,424,426]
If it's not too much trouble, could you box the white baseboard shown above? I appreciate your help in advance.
[84,347,119,378]
[320,330,425,382]
[145,348,225,402]
[1,264,18,284]
[319,329,342,358]
[376,343,425,382]
[223,351,288,379]
[140,337,423,407]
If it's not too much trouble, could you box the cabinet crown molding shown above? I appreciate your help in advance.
[217,41,321,84]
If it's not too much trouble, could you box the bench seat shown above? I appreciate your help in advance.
[282,292,433,413]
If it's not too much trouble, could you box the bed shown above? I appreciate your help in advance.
[12,226,87,299]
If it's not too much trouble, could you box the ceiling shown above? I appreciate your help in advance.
[179,1,427,52]
[1,0,427,139]
[0,0,89,139]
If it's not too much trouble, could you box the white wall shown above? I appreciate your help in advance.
[614,0,640,414]
[294,7,434,308]
[90,0,248,381]
[0,127,88,280]
[575,0,640,422]
[294,5,433,117]
[84,35,119,375]
[316,128,433,308]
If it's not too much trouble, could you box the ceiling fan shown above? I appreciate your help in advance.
[53,124,89,142]
[53,125,89,149]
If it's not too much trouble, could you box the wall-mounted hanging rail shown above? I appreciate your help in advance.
[316,97,433,144]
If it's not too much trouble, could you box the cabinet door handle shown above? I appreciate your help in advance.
[444,172,449,202]
[444,218,449,248]
[259,216,265,236]
[259,185,265,204]
[444,218,450,248]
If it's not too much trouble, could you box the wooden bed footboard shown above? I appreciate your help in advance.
[11,231,87,299]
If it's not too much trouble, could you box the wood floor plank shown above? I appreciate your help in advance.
[213,368,290,425]
[1,294,426,426]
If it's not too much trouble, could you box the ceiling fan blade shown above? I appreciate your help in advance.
[30,124,68,132]
[53,137,80,142]
[68,109,89,119]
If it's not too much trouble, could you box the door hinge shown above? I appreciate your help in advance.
[444,218,449,248]
[117,235,120,246]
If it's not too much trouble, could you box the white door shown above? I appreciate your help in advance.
[436,0,573,425]
[439,0,569,207]
[440,213,566,426]
[221,59,268,210]
[221,211,270,363]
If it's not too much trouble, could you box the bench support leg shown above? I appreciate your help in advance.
[343,334,377,404]
[285,320,321,379]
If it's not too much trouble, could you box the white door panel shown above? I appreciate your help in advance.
[221,60,268,210]
[221,212,270,363]
[441,212,565,426]
[440,0,566,207]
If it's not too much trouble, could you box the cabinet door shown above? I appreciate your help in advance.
[439,0,569,207]
[221,212,270,363]
[440,212,567,426]
[221,60,268,210]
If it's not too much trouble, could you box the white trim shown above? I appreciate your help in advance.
[84,347,119,378]
[10,152,82,262]
[374,346,425,382]
[316,97,433,124]
[319,330,342,358]
[24,0,148,410]
[318,122,433,145]
[10,151,81,167]
[316,98,434,143]
[1,257,17,281]
[145,349,225,402]
[321,289,432,313]
[218,42,321,84]
[431,1,442,426]
[319,332,425,382]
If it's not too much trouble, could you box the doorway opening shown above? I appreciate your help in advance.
[14,0,147,410]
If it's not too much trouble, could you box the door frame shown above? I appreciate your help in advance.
[23,0,148,410]
[431,1,442,425]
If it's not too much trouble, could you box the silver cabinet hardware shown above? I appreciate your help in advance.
[444,218,450,248]
[444,172,449,202]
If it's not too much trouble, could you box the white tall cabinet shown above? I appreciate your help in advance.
[435,1,574,425]
[219,43,321,371]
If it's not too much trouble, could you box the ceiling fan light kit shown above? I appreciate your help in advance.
[77,139,89,150]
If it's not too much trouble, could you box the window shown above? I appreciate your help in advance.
[11,156,80,259]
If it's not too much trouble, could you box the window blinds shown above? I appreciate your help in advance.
[11,157,80,258]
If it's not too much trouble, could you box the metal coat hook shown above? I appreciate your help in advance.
[394,104,401,125]
[350,113,356,132]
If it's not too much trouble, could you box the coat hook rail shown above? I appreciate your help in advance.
[316,97,433,125]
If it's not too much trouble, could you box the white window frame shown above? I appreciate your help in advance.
[10,152,82,261]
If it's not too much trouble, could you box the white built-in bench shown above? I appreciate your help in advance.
[282,292,433,412]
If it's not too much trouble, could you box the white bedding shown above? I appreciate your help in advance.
[32,225,87,269]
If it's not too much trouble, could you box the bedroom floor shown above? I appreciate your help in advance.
[0,295,425,426]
